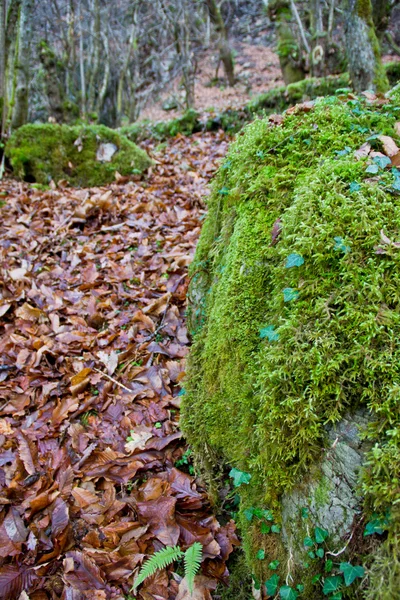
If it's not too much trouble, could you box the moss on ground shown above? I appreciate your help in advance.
[182,90,400,597]
[6,123,151,187]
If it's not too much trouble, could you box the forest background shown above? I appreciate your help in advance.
[0,0,399,139]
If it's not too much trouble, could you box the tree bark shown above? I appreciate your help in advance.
[12,0,32,129]
[39,42,64,122]
[87,0,100,115]
[0,0,6,130]
[206,0,235,86]
[344,0,389,92]
[268,0,305,85]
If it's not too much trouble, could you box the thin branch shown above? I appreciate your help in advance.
[289,0,310,54]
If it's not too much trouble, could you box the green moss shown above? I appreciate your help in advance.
[6,123,151,187]
[121,109,200,143]
[182,94,400,590]
[385,61,400,86]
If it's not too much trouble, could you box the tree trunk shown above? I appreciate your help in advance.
[12,0,32,129]
[206,0,235,86]
[87,0,100,115]
[344,0,389,92]
[309,0,325,77]
[371,0,392,40]
[39,42,64,122]
[0,0,6,131]
[268,0,305,85]
[77,0,86,119]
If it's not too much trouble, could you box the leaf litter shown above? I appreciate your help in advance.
[0,130,239,599]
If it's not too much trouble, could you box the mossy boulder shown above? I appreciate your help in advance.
[182,91,400,598]
[6,123,152,187]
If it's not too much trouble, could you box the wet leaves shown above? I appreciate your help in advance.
[0,131,237,598]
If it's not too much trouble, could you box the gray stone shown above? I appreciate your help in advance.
[281,409,374,562]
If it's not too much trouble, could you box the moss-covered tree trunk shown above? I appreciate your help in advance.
[11,0,32,129]
[268,0,305,85]
[0,0,5,133]
[39,42,65,123]
[206,0,235,86]
[343,0,388,92]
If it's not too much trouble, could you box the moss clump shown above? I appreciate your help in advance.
[385,61,400,86]
[121,109,201,143]
[182,94,400,593]
[6,123,151,187]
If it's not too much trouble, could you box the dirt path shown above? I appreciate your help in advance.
[0,131,237,600]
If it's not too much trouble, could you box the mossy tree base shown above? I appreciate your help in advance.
[182,90,400,597]
[6,123,152,187]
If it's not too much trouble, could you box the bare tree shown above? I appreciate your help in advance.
[206,0,235,85]
[344,0,389,91]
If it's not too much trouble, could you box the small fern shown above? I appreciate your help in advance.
[132,542,203,594]
[184,542,203,594]
[133,545,183,591]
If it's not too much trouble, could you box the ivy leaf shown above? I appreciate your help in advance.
[283,288,299,302]
[316,548,324,558]
[285,253,304,268]
[244,508,254,521]
[221,160,232,170]
[330,594,342,600]
[261,522,271,534]
[392,178,400,192]
[256,509,274,521]
[312,573,321,584]
[279,585,298,600]
[314,527,329,544]
[373,155,392,169]
[333,237,351,254]
[325,559,333,573]
[364,516,388,536]
[365,163,379,174]
[218,186,230,195]
[257,549,265,560]
[296,584,304,592]
[301,507,309,519]
[303,536,314,547]
[253,575,261,591]
[339,563,365,586]
[349,181,361,192]
[308,551,316,559]
[335,146,351,156]
[229,468,251,487]
[271,524,281,534]
[260,325,279,341]
[322,576,342,595]
[269,560,280,570]
[265,574,280,597]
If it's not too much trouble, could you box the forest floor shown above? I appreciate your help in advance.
[139,43,283,122]
[0,130,236,600]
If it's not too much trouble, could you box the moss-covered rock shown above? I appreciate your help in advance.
[182,91,400,597]
[6,123,152,187]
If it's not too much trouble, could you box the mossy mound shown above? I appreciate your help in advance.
[182,91,400,598]
[121,109,201,143]
[6,123,152,187]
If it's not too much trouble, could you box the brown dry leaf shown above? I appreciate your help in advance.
[354,142,371,160]
[143,292,172,315]
[379,135,400,158]
[70,367,92,395]
[15,303,45,322]
[97,350,119,375]
[176,576,215,600]
[0,131,236,598]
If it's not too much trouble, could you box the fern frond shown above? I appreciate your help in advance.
[184,542,203,594]
[133,545,183,591]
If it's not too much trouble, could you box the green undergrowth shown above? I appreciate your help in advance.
[121,62,399,142]
[182,89,400,597]
[122,74,350,142]
[6,123,151,187]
